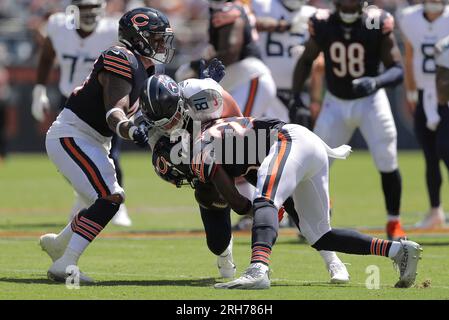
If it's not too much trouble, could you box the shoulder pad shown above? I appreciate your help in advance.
[101,46,136,80]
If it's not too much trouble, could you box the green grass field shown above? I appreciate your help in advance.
[1,151,449,300]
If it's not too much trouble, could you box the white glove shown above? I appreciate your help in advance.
[31,84,50,122]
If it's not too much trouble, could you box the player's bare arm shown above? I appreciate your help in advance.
[32,37,56,121]
[309,53,325,120]
[376,32,404,87]
[98,71,146,145]
[403,36,419,110]
[211,166,253,216]
[36,37,56,85]
[255,16,291,33]
[292,37,321,96]
[214,18,245,66]
[436,66,449,104]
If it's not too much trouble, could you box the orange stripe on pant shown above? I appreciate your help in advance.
[243,78,259,117]
[62,138,109,198]
[264,132,288,200]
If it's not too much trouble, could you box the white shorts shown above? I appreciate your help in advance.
[253,124,331,244]
[46,111,124,205]
[314,89,398,172]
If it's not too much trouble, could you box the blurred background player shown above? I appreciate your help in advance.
[39,7,173,283]
[252,0,324,126]
[31,0,132,226]
[0,64,16,163]
[292,0,406,240]
[398,0,449,229]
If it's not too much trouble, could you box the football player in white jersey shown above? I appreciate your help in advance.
[31,0,132,227]
[399,0,449,228]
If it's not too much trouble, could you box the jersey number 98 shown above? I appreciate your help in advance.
[330,42,365,78]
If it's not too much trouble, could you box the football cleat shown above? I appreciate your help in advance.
[47,258,94,284]
[111,204,132,227]
[328,261,350,284]
[217,239,236,279]
[392,239,422,288]
[39,233,65,262]
[414,207,446,229]
[386,220,407,241]
[214,264,270,290]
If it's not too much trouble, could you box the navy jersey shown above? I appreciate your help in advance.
[190,117,285,183]
[65,45,155,137]
[209,4,261,61]
[310,9,395,100]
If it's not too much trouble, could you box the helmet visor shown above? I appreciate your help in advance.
[140,29,175,64]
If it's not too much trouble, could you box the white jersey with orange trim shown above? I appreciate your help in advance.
[398,5,449,89]
[47,12,118,97]
[252,0,316,90]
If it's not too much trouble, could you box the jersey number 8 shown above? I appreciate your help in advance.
[330,42,365,78]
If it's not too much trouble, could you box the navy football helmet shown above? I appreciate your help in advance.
[119,7,175,64]
[334,0,365,23]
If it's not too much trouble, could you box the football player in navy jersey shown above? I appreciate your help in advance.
[39,7,175,283]
[140,74,422,290]
[291,0,407,240]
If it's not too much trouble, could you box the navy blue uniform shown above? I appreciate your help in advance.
[190,117,285,183]
[65,45,154,137]
[209,4,261,61]
[310,9,394,100]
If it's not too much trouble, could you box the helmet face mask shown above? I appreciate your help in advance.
[72,0,105,32]
[281,0,308,11]
[334,0,365,24]
[119,8,175,64]
[140,75,190,137]
[423,0,446,14]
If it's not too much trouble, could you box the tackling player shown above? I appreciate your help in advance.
[141,74,350,284]
[39,7,175,283]
[398,0,449,228]
[31,0,132,226]
[292,0,406,240]
[139,76,422,290]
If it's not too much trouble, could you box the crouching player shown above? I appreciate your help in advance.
[142,76,423,289]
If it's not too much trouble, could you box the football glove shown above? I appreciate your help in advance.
[288,93,312,129]
[352,77,377,98]
[131,125,149,148]
[199,58,226,83]
[31,84,50,122]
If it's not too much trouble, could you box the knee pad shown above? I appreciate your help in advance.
[102,193,125,205]
[252,199,279,246]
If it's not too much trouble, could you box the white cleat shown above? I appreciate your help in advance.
[47,258,94,284]
[392,239,422,288]
[111,204,132,227]
[328,261,350,284]
[214,264,270,290]
[39,233,65,262]
[217,239,236,279]
[415,207,446,229]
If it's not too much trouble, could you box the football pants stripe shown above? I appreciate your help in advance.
[60,137,111,198]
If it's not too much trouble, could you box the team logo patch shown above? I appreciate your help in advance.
[131,13,149,27]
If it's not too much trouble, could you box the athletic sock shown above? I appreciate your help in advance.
[319,250,342,266]
[55,222,74,247]
[387,215,400,222]
[251,242,272,266]
[381,170,402,216]
[387,241,402,258]
[369,238,393,257]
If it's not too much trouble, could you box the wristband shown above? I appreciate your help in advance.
[106,107,126,120]
[115,119,130,139]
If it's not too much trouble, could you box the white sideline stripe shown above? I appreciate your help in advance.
[1,269,449,289]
